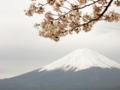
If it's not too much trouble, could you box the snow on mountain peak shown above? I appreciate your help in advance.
[39,48,120,72]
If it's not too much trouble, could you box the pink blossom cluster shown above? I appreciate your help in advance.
[25,0,120,41]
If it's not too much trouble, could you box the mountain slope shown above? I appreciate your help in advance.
[0,67,120,90]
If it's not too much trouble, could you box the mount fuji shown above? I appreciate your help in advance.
[39,48,120,71]
[0,48,120,90]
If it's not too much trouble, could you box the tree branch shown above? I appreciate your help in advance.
[55,0,100,20]
[75,0,114,28]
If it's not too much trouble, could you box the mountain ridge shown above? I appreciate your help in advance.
[1,67,120,90]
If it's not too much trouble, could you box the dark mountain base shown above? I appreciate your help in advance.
[0,67,120,90]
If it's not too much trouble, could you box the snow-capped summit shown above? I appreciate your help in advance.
[39,48,120,72]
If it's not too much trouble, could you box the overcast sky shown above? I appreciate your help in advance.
[0,0,120,79]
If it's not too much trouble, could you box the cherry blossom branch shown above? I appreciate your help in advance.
[55,0,100,20]
[40,3,48,7]
[61,6,71,10]
[76,0,100,10]
[25,0,120,41]
[72,0,114,31]
[66,0,72,5]
[83,0,114,25]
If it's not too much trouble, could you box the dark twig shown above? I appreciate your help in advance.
[74,0,114,28]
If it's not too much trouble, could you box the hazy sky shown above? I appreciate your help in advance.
[0,0,120,79]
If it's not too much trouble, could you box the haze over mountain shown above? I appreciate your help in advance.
[0,48,120,90]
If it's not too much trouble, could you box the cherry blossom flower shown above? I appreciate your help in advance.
[25,0,120,41]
